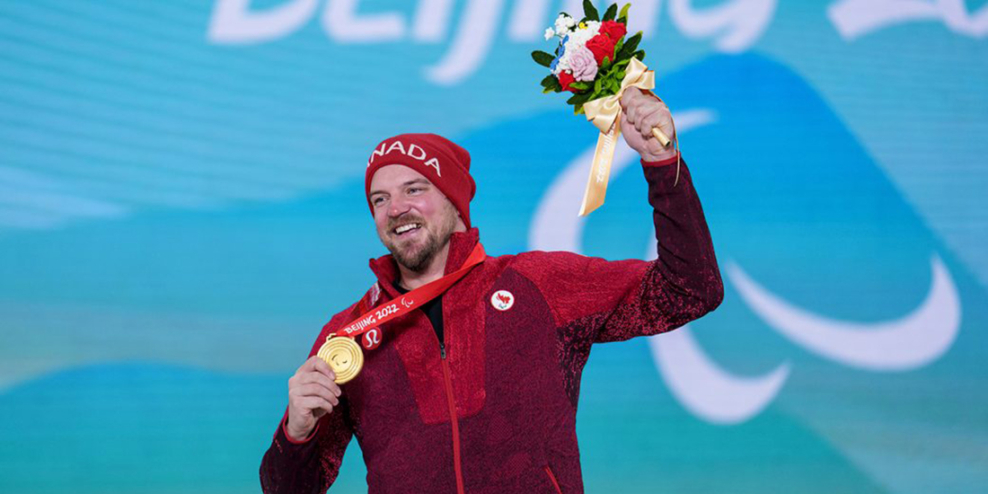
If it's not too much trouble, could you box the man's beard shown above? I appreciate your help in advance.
[382,205,458,273]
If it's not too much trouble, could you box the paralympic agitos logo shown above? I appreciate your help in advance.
[529,113,962,425]
[513,51,969,425]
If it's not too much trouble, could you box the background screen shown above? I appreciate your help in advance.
[1,1,986,492]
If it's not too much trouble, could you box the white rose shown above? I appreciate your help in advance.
[566,26,596,48]
[544,27,555,40]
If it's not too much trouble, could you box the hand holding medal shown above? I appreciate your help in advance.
[286,356,342,441]
[532,1,679,216]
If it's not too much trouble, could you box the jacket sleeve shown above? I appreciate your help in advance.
[516,153,723,343]
[259,311,357,494]
[259,404,352,494]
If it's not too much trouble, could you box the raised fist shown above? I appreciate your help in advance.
[619,87,677,162]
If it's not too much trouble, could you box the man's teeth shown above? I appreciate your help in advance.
[395,223,421,234]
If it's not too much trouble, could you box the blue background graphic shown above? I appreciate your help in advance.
[1,1,986,492]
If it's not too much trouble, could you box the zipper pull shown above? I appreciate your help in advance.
[440,341,447,359]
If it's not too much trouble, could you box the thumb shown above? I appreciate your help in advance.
[620,87,643,109]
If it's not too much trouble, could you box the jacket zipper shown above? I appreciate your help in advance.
[440,342,465,494]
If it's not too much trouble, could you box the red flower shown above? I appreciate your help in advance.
[600,20,627,41]
[586,34,616,65]
[558,71,578,92]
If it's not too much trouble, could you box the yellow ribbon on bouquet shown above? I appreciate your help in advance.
[579,58,676,216]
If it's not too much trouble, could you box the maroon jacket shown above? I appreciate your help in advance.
[260,156,723,493]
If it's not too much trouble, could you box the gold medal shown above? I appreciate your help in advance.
[317,336,364,384]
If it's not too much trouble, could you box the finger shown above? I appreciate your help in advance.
[294,382,339,404]
[634,94,663,125]
[635,107,665,138]
[633,105,661,134]
[631,103,662,135]
[642,110,673,141]
[622,91,648,124]
[620,86,643,108]
[625,103,638,127]
[299,356,324,374]
[311,356,337,382]
[298,396,335,416]
[293,383,340,407]
[298,371,343,398]
[643,89,664,104]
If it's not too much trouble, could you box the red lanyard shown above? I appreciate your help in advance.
[334,243,486,339]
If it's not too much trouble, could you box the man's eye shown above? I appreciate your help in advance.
[372,197,385,206]
[408,187,423,194]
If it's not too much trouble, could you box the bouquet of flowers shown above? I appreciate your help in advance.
[532,1,642,115]
[531,1,674,216]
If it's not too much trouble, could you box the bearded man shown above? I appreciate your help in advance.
[260,88,724,494]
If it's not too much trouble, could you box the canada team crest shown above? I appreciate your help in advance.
[490,290,514,311]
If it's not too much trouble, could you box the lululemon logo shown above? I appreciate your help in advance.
[362,328,382,351]
[491,290,514,311]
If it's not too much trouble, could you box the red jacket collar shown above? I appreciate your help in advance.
[368,227,481,300]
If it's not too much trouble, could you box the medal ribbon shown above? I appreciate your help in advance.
[331,242,487,341]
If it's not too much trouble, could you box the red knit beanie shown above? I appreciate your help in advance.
[365,133,476,228]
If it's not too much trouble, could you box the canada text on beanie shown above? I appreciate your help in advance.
[365,133,476,228]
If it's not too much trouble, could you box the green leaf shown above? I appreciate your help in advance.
[540,74,557,88]
[583,0,599,21]
[618,3,631,23]
[594,78,603,93]
[602,3,618,21]
[616,31,641,61]
[613,37,624,56]
[602,56,611,71]
[574,91,597,114]
[633,50,645,61]
[531,50,555,68]
[566,91,593,106]
[569,81,591,91]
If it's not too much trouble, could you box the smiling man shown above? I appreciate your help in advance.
[370,160,467,283]
[260,88,724,494]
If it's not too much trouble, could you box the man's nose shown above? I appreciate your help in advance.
[388,196,411,218]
